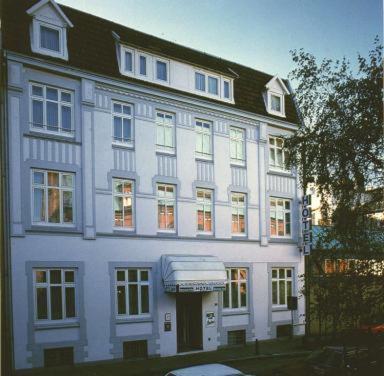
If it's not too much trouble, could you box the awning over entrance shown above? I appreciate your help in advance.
[161,255,227,293]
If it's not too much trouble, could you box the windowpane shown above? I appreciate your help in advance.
[113,103,122,113]
[46,88,58,101]
[139,56,147,75]
[61,106,72,131]
[114,181,123,194]
[48,188,60,223]
[33,188,45,222]
[125,51,133,72]
[156,61,167,81]
[223,285,229,308]
[65,271,74,283]
[224,81,230,98]
[271,94,281,112]
[165,126,173,147]
[231,269,238,280]
[114,196,123,226]
[272,281,278,305]
[287,281,292,299]
[197,207,204,231]
[36,288,48,319]
[123,181,132,194]
[114,117,122,140]
[157,125,165,145]
[62,175,73,188]
[36,271,47,283]
[63,191,73,223]
[167,205,175,229]
[129,284,139,315]
[204,210,212,231]
[141,285,149,313]
[240,283,247,307]
[50,286,63,320]
[140,271,148,281]
[208,76,218,95]
[65,287,75,317]
[123,197,133,227]
[32,86,43,97]
[50,270,61,284]
[123,118,131,141]
[32,100,44,126]
[128,270,137,282]
[117,270,125,281]
[231,281,239,308]
[46,102,58,129]
[278,281,286,305]
[158,203,166,229]
[117,285,126,314]
[47,172,59,186]
[61,92,71,103]
[195,72,205,91]
[40,26,60,52]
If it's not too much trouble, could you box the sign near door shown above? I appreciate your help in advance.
[206,311,216,327]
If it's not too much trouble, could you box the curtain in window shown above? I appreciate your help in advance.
[40,26,60,52]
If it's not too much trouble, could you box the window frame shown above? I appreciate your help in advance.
[223,79,231,100]
[31,169,75,226]
[29,83,74,136]
[194,70,220,97]
[196,188,213,234]
[155,58,170,83]
[269,136,289,171]
[231,192,247,235]
[223,268,248,310]
[112,179,135,230]
[269,197,292,238]
[111,101,134,146]
[267,91,285,116]
[271,268,293,308]
[138,54,148,77]
[157,183,176,232]
[39,24,62,53]
[156,110,176,154]
[229,127,246,166]
[195,119,213,160]
[121,46,135,76]
[115,268,151,318]
[33,268,77,322]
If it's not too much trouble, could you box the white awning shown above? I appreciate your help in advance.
[161,255,227,293]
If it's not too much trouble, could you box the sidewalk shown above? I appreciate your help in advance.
[16,337,310,376]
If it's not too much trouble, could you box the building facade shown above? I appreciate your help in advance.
[3,0,305,369]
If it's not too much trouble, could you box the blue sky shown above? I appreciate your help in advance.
[58,0,382,80]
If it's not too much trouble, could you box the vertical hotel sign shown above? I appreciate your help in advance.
[302,195,312,255]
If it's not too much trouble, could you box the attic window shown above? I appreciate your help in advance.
[271,94,282,112]
[40,25,60,52]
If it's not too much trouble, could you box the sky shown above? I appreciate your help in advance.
[57,0,382,81]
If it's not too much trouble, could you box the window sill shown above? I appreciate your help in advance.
[113,228,136,235]
[222,309,249,316]
[26,130,78,143]
[112,142,134,150]
[29,224,78,233]
[157,230,177,237]
[267,109,286,118]
[195,155,213,162]
[156,149,176,157]
[34,320,80,330]
[115,316,153,324]
[272,306,290,312]
[268,169,293,177]
[230,161,246,168]
[231,234,248,240]
[269,237,296,244]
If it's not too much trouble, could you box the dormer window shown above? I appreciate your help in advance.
[208,76,218,95]
[156,60,168,82]
[265,75,289,117]
[27,0,73,61]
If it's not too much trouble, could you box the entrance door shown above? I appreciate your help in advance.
[176,293,202,353]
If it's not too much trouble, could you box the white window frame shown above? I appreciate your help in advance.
[195,119,213,160]
[112,179,135,230]
[154,58,170,84]
[111,101,134,146]
[229,127,246,166]
[196,188,213,234]
[33,268,77,322]
[138,53,149,77]
[267,91,285,117]
[156,111,175,154]
[31,169,75,226]
[194,70,220,98]
[30,19,68,60]
[223,268,248,310]
[120,46,135,76]
[207,75,219,96]
[157,183,176,232]
[29,83,74,136]
[115,268,151,318]
[269,197,292,238]
[231,192,247,235]
[271,268,293,308]
[223,79,231,100]
[269,136,289,171]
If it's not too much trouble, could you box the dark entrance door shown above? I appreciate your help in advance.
[176,293,202,353]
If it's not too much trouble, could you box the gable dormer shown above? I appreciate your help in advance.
[264,75,290,117]
[27,0,73,60]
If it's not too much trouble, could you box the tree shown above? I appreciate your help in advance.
[286,38,384,336]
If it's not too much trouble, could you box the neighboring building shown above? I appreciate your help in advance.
[2,0,304,369]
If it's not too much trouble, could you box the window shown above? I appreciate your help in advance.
[112,102,133,144]
[123,340,148,359]
[156,111,175,153]
[44,347,74,367]
[208,76,218,95]
[113,179,134,229]
[125,51,133,72]
[324,259,335,274]
[195,120,212,159]
[32,170,74,225]
[30,84,73,134]
[270,198,291,237]
[116,269,150,316]
[157,184,176,231]
[120,47,134,74]
[195,72,205,91]
[230,127,245,165]
[271,94,281,112]
[227,330,246,346]
[40,25,60,52]
[156,60,168,81]
[271,268,292,307]
[223,268,247,309]
[34,268,76,321]
[223,80,230,99]
[139,55,147,76]
[231,192,246,234]
[269,136,289,170]
[196,189,213,233]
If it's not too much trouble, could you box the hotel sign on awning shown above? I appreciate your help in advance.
[302,195,312,255]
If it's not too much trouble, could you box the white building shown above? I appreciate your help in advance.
[3,0,305,369]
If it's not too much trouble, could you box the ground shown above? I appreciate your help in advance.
[15,337,311,376]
